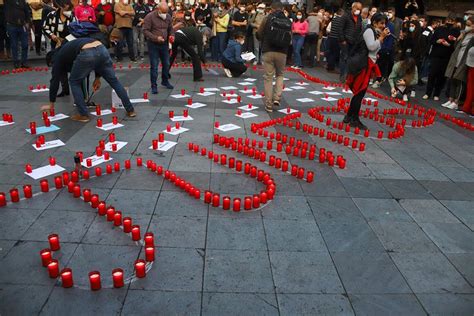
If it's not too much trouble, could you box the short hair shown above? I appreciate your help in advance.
[371,12,387,25]
[234,32,245,39]
[351,2,361,9]
[447,13,456,21]
[271,1,283,10]
[387,7,395,12]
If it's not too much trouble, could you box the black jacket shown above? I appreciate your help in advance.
[4,0,30,26]
[339,11,362,45]
[194,5,212,28]
[429,25,461,59]
[176,26,205,63]
[257,10,290,55]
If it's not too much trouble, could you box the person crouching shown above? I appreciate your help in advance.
[222,32,247,78]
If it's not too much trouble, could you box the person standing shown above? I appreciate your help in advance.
[43,0,73,49]
[212,2,229,61]
[249,3,265,65]
[28,0,43,55]
[0,0,10,60]
[462,45,474,115]
[195,0,212,28]
[338,1,362,83]
[325,8,343,72]
[170,25,205,81]
[74,0,96,22]
[4,0,30,68]
[231,3,247,37]
[257,1,291,113]
[423,14,460,101]
[114,0,136,62]
[96,0,115,33]
[291,10,308,69]
[143,2,174,94]
[304,7,319,67]
[133,0,150,60]
[345,13,390,129]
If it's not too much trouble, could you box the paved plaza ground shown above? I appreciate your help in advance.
[0,60,473,315]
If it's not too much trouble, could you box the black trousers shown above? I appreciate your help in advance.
[170,33,203,80]
[425,56,449,97]
[33,20,42,54]
[222,57,247,77]
[304,33,318,66]
[377,49,394,79]
[347,88,367,120]
[325,37,340,70]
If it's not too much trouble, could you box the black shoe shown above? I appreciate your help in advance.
[194,77,204,82]
[57,91,70,97]
[13,62,20,69]
[343,115,351,124]
[349,119,368,130]
[21,64,30,69]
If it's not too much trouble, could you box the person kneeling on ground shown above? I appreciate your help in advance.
[44,37,136,122]
[222,32,247,78]
[388,55,418,102]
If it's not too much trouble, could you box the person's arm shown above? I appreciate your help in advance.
[388,62,398,89]
[235,44,244,63]
[49,68,62,104]
[256,16,267,41]
[42,13,54,39]
[143,14,156,41]
[338,15,347,43]
[363,28,381,52]
[411,65,418,86]
[302,21,309,35]
[125,5,135,17]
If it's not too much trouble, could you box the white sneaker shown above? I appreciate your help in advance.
[403,94,408,102]
[223,68,232,78]
[372,81,380,88]
[446,102,457,110]
[410,91,416,97]
[422,94,429,100]
[441,100,452,108]
[434,96,440,101]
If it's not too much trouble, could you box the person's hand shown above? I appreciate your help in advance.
[397,79,405,86]
[156,35,165,43]
[100,11,105,15]
[448,35,456,41]
[436,38,444,44]
[381,27,390,39]
[442,40,450,47]
[93,78,101,91]
[169,35,175,44]
[391,88,397,95]
[51,34,58,41]
[341,41,347,46]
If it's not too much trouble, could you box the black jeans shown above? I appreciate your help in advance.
[222,57,247,77]
[170,33,203,80]
[377,49,394,79]
[115,27,135,60]
[33,20,42,54]
[347,88,367,120]
[304,33,318,66]
[425,56,449,97]
[325,37,340,70]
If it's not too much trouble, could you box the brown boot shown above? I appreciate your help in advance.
[126,111,137,117]
[71,114,90,122]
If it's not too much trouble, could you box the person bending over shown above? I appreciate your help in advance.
[222,32,247,78]
[170,25,206,81]
[44,37,136,122]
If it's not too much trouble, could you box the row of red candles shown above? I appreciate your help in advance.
[0,66,48,75]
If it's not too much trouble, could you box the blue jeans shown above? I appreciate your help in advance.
[216,32,227,61]
[69,45,134,116]
[211,36,219,61]
[147,41,170,88]
[6,24,28,64]
[292,35,304,67]
[115,27,135,60]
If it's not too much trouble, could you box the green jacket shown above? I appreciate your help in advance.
[388,61,418,90]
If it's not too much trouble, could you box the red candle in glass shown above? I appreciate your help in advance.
[29,122,36,134]
[90,194,99,208]
[40,248,52,267]
[106,207,115,221]
[97,201,106,215]
[113,211,122,226]
[359,142,366,151]
[212,193,220,207]
[306,171,314,183]
[125,160,131,169]
[144,232,154,247]
[25,163,32,173]
[73,185,81,198]
[136,157,143,166]
[112,116,118,125]
[9,188,20,202]
[252,195,260,208]
[40,180,49,192]
[222,196,231,210]
[0,192,6,207]
[244,197,252,210]
[339,159,346,169]
[135,259,146,278]
[145,246,155,262]
[233,198,241,212]
[96,105,101,116]
[95,167,102,177]
[204,191,212,204]
[123,217,132,233]
[378,131,383,139]
[131,225,141,241]
[89,271,101,291]
[47,259,59,278]
[54,176,63,189]
[48,234,60,251]
[97,118,103,127]
[112,268,124,288]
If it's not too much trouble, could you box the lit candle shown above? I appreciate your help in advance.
[359,142,366,152]
[48,234,60,251]
[135,259,146,278]
[97,118,103,127]
[95,167,102,177]
[73,185,81,198]
[112,116,118,125]
[0,192,6,207]
[25,163,32,173]
[106,207,115,221]
[131,225,141,241]
[145,246,155,262]
[252,195,260,208]
[9,188,20,202]
[204,191,212,204]
[194,189,200,199]
[169,110,174,118]
[113,211,122,226]
[40,180,49,192]
[112,268,124,288]
[339,159,346,169]
[212,193,220,207]
[223,196,231,210]
[97,201,106,215]
[29,122,36,134]
[47,259,59,278]
[123,217,132,233]
[125,160,131,169]
[306,171,314,183]
[244,197,252,210]
[89,271,101,291]
[136,158,143,166]
[233,198,241,212]
[40,248,52,267]
[90,194,99,208]
[144,232,154,247]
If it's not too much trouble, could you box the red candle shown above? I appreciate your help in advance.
[136,157,143,166]
[212,193,220,207]
[144,232,154,247]
[48,234,60,251]
[145,246,155,262]
[123,217,132,233]
[135,259,146,278]
[0,192,6,207]
[40,248,52,267]
[112,268,124,288]
[359,142,366,152]
[47,259,59,278]
[236,160,242,172]
[339,159,346,169]
[169,110,174,118]
[194,189,201,199]
[125,160,131,169]
[378,131,383,139]
[233,198,241,212]
[82,189,91,203]
[90,194,100,208]
[112,116,118,125]
[306,171,314,183]
[204,191,212,204]
[97,201,106,215]
[25,163,32,173]
[152,139,158,150]
[252,195,260,208]
[282,161,288,172]
[113,211,122,226]
[104,152,110,161]
[97,118,103,127]
[29,122,36,134]
[67,181,75,193]
[73,185,81,198]
[223,196,231,210]
[9,188,20,202]
[95,167,102,177]
[106,207,115,221]
[131,225,141,241]
[96,105,101,116]
[244,197,252,210]
[89,271,101,291]
[40,180,49,192]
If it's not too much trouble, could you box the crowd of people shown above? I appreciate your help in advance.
[0,0,473,117]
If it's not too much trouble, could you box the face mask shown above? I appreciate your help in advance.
[388,13,393,19]
[159,13,167,19]
[176,6,181,10]
[239,7,245,12]
[257,9,263,13]
[409,26,415,32]
[101,0,106,4]
[238,40,244,45]
[354,10,360,16]
[154,0,159,4]
[296,15,302,20]
[185,16,190,20]
[122,0,128,4]
[466,26,472,32]
[464,15,468,21]
[63,10,72,17]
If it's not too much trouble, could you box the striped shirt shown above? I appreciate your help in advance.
[328,15,343,40]
[43,9,74,40]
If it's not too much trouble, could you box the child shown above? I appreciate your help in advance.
[222,32,247,78]
[389,56,418,101]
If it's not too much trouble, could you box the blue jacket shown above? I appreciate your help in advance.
[381,21,395,52]
[223,40,244,63]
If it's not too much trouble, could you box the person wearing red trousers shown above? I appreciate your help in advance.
[462,47,474,115]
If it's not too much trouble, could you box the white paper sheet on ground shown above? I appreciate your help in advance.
[239,89,253,94]
[323,86,336,90]
[241,52,256,61]
[148,140,177,152]
[309,90,324,95]
[295,82,309,86]
[220,86,238,90]
[130,98,150,103]
[32,139,65,151]
[223,99,239,104]
[104,141,127,152]
[96,122,124,131]
[0,121,14,127]
[186,102,207,109]
[25,164,65,179]
[244,78,257,82]
[170,115,194,122]
[170,94,191,99]
[322,97,338,101]
[364,97,378,103]
[238,82,253,86]
[112,88,129,108]
[216,123,241,132]
[288,86,306,90]
[324,91,342,96]
[342,89,353,94]
[48,113,69,122]
[31,88,49,93]
[81,154,113,168]
[90,109,113,116]
[207,69,219,75]
[220,93,239,98]
[163,126,189,135]
[238,105,258,111]
[204,87,220,92]
[247,94,263,99]
[197,91,215,96]
[282,87,293,91]
[26,125,60,134]
[296,98,314,103]
[236,112,258,119]
[278,108,299,114]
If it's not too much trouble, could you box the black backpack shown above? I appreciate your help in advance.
[347,27,376,76]
[265,13,292,49]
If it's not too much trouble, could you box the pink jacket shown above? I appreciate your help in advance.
[292,20,309,36]
[74,5,97,23]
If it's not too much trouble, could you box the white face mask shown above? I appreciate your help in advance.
[409,26,415,32]
[122,0,128,4]
[159,13,167,19]
[296,15,302,20]
[465,26,472,33]
[239,7,245,12]
[464,15,469,21]
[388,13,393,19]
[354,10,361,16]
[63,10,72,17]
[257,9,263,13]
[101,0,106,4]
[154,0,159,4]
[185,16,190,20]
